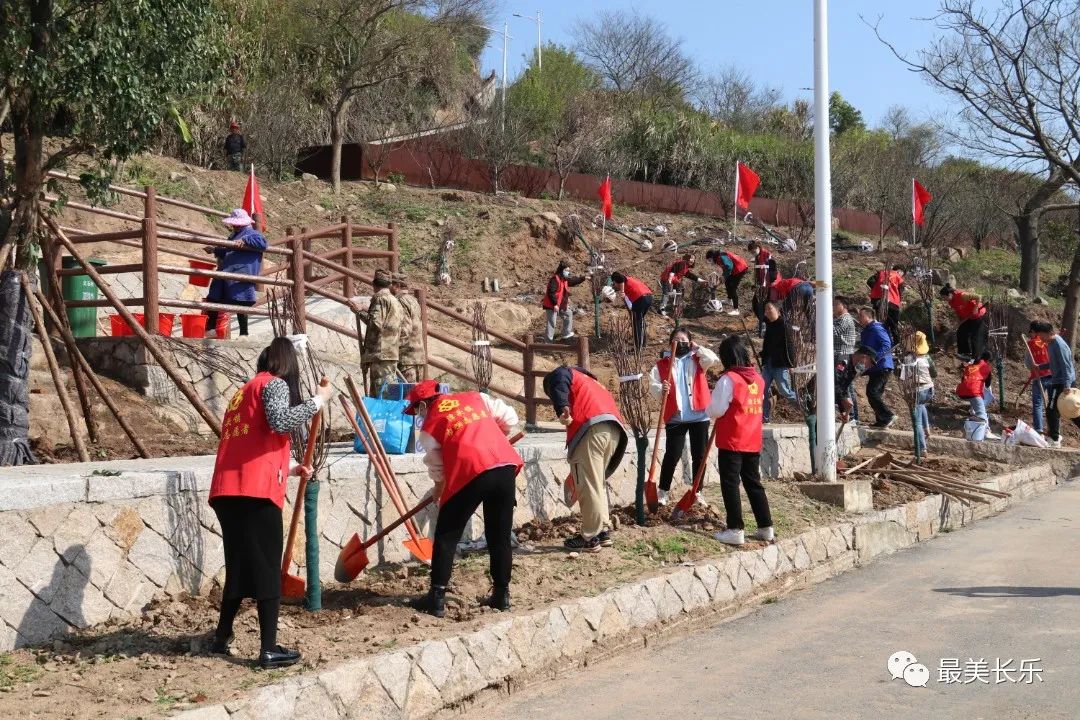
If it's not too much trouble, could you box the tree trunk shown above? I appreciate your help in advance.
[1015,212,1040,298]
[329,104,348,196]
[1062,240,1080,354]
[0,270,36,466]
[557,173,567,200]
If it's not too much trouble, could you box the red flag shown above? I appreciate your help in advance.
[736,162,760,210]
[912,179,932,227]
[242,165,266,231]
[598,176,613,220]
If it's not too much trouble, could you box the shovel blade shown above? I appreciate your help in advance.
[334,534,369,583]
[645,480,659,513]
[673,490,695,517]
[563,474,578,507]
[281,572,306,599]
[403,537,434,565]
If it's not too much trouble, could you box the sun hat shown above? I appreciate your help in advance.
[1057,388,1080,420]
[222,208,253,228]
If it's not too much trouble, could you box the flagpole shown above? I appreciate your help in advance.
[812,0,837,482]
[732,162,739,242]
[911,178,916,247]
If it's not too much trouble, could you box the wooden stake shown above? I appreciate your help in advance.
[19,274,90,462]
[31,284,150,458]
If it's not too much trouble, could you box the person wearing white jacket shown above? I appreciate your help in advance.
[649,328,719,506]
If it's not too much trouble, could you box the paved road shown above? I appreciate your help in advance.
[470,481,1080,720]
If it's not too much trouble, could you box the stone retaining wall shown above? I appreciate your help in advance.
[174,461,1073,720]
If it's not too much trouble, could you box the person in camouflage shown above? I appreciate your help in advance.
[392,273,427,382]
[362,269,404,395]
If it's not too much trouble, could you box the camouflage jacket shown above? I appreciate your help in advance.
[362,288,403,362]
[397,292,427,365]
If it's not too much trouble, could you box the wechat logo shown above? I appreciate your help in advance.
[888,651,930,688]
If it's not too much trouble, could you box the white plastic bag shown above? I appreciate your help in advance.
[1006,418,1050,448]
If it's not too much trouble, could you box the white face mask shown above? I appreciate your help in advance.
[561,269,570,278]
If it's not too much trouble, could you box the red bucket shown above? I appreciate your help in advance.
[109,315,133,337]
[180,314,208,338]
[188,260,216,287]
[127,313,175,336]
[214,312,231,339]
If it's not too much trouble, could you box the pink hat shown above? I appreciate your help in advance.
[222,208,253,228]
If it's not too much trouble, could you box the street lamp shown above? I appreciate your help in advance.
[513,11,542,71]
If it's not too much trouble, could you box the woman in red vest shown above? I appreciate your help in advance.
[1026,321,1053,433]
[405,380,523,617]
[705,249,749,316]
[208,337,335,668]
[955,351,994,431]
[610,271,653,349]
[657,253,704,317]
[866,265,906,342]
[649,328,719,506]
[706,335,773,546]
[748,241,778,336]
[542,260,588,341]
[939,284,988,359]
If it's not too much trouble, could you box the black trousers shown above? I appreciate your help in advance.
[752,291,767,336]
[206,299,257,337]
[725,271,746,310]
[717,450,772,531]
[630,295,653,349]
[659,421,709,492]
[957,316,988,359]
[1046,384,1080,441]
[882,303,900,344]
[431,465,517,588]
[866,371,893,425]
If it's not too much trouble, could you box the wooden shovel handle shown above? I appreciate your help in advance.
[647,342,679,482]
[282,379,327,577]
[689,422,719,495]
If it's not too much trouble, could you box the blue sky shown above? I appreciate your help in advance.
[480,0,963,128]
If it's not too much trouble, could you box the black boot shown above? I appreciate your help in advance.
[482,585,510,611]
[410,585,447,618]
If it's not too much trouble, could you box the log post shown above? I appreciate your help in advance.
[290,232,307,333]
[388,222,399,274]
[416,285,429,380]
[576,334,590,370]
[523,333,536,428]
[142,187,160,335]
[341,216,354,298]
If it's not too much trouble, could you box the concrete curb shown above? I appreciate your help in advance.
[173,462,1067,720]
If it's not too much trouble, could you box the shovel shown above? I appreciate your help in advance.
[671,422,718,520]
[335,431,525,582]
[645,341,679,512]
[281,380,327,599]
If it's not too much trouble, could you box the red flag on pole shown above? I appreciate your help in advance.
[736,162,760,210]
[598,176,613,220]
[912,179,932,227]
[243,165,266,231]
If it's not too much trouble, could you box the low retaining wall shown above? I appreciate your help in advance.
[174,460,1074,720]
[0,425,841,650]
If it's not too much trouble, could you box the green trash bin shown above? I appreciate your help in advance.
[60,256,107,337]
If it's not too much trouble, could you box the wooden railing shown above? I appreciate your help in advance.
[40,176,588,429]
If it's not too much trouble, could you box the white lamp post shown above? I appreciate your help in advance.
[513,11,542,71]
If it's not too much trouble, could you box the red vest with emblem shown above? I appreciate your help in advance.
[955,360,991,398]
[715,369,764,453]
[543,273,570,310]
[623,276,651,303]
[210,372,293,508]
[949,291,985,321]
[771,277,802,301]
[421,392,523,506]
[655,354,710,423]
[754,249,772,282]
[661,260,691,285]
[870,270,902,306]
[565,370,624,448]
[723,252,749,275]
[1028,337,1051,378]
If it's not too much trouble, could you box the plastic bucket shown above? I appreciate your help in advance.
[214,312,231,339]
[157,313,175,336]
[109,315,133,337]
[188,260,216,287]
[963,417,988,442]
[180,314,208,338]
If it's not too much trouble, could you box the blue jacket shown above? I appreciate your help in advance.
[860,321,894,373]
[1047,334,1076,387]
[207,226,267,303]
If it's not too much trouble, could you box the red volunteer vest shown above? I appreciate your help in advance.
[661,261,691,286]
[956,360,991,398]
[543,274,569,310]
[724,252,749,275]
[771,277,802,300]
[870,270,902,306]
[1028,337,1051,379]
[210,372,293,508]
[715,369,764,453]
[623,276,651,303]
[655,354,710,423]
[754,249,772,283]
[949,291,985,321]
[421,392,522,506]
[565,370,624,449]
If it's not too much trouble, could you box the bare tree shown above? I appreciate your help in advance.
[695,65,781,133]
[548,95,618,199]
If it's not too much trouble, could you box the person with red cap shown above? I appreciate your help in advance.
[405,380,523,617]
[225,121,246,171]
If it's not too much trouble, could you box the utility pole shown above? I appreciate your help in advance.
[514,11,542,71]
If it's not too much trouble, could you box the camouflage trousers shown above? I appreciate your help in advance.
[398,365,425,383]
[364,361,400,396]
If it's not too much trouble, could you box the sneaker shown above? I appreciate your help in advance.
[752,526,775,542]
[564,534,603,553]
[1050,436,1063,449]
[726,309,741,316]
[659,310,669,318]
[694,493,709,508]
[657,489,669,506]
[985,431,1001,440]
[596,530,615,547]
[560,332,576,340]
[714,529,746,546]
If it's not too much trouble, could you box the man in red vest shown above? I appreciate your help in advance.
[404,380,523,617]
[866,264,906,342]
[542,260,589,341]
[657,253,704,317]
[939,284,988,359]
[1025,321,1054,433]
[705,248,749,316]
[543,366,628,552]
[610,271,653,349]
[748,241,779,335]
[706,335,772,546]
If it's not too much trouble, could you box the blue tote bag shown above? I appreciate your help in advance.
[353,383,412,455]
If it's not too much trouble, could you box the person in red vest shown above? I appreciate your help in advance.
[770,273,814,316]
[1025,321,1054,434]
[543,366,629,552]
[955,351,995,435]
[706,335,772,546]
[748,241,779,335]
[657,253,704,317]
[705,248,749,316]
[939,284,988,359]
[649,328,719,506]
[405,380,523,617]
[542,260,589,341]
[610,271,653,349]
[207,337,335,668]
[866,264,906,342]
